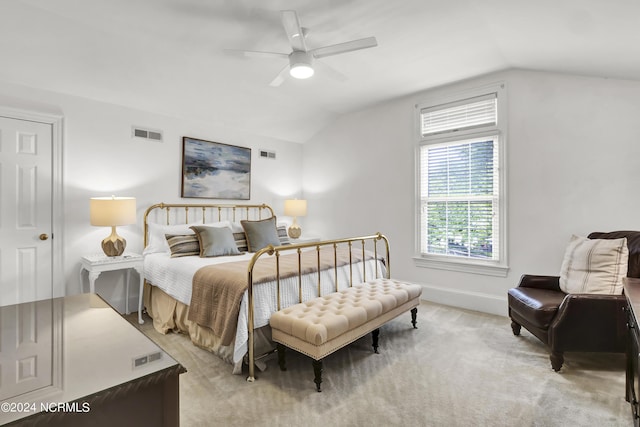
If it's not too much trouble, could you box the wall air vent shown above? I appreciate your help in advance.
[132,126,163,142]
[132,351,163,369]
[259,150,276,159]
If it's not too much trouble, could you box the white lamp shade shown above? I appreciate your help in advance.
[90,197,136,226]
[284,199,307,217]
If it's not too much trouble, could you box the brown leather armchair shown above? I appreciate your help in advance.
[508,231,640,371]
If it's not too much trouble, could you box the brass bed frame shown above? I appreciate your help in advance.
[143,203,390,382]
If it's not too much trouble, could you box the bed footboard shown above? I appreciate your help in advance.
[245,233,390,382]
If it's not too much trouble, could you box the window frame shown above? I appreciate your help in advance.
[414,83,508,277]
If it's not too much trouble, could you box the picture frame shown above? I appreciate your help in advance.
[181,137,251,200]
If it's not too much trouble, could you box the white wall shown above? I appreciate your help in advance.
[0,82,303,313]
[5,68,639,317]
[302,69,640,316]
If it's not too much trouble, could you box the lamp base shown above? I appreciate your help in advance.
[102,227,126,257]
[288,224,302,239]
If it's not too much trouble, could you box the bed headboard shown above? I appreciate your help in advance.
[143,202,275,247]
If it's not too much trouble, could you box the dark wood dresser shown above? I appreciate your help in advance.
[0,293,185,426]
[625,278,640,426]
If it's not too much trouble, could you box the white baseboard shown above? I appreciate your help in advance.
[415,282,508,317]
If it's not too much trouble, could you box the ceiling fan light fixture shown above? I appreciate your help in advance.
[290,64,314,79]
[289,51,314,79]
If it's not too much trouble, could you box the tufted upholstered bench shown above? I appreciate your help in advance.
[270,278,422,391]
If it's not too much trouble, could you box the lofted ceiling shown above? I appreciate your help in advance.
[1,0,640,143]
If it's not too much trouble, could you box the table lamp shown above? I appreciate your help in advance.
[90,196,136,256]
[284,199,307,239]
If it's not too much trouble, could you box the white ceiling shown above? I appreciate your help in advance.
[2,0,640,143]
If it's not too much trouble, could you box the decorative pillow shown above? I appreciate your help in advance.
[277,225,290,245]
[190,225,242,257]
[144,221,230,255]
[559,235,629,295]
[241,217,281,252]
[165,234,200,258]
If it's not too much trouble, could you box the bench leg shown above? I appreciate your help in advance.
[312,359,323,392]
[372,328,380,354]
[411,307,418,329]
[276,343,287,371]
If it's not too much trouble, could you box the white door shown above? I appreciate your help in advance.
[0,300,54,400]
[0,112,61,405]
[0,116,53,306]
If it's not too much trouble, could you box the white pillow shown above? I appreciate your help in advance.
[229,221,244,234]
[144,221,230,255]
[559,235,629,295]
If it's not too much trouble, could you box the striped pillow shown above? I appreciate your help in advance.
[233,231,249,252]
[165,234,200,258]
[559,235,628,295]
[277,225,290,245]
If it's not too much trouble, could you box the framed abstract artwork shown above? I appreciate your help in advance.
[181,137,251,200]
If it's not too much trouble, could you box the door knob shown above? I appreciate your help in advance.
[39,233,49,241]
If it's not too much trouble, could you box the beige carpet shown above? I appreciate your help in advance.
[126,301,630,427]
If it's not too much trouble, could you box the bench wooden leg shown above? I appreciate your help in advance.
[372,328,380,353]
[276,343,287,371]
[411,307,418,329]
[312,359,323,392]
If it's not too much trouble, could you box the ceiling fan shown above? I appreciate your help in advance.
[227,10,378,86]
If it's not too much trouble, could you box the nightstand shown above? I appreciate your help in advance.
[79,252,144,324]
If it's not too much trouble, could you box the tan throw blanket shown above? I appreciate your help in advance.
[188,246,376,346]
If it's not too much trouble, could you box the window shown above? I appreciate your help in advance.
[415,84,507,276]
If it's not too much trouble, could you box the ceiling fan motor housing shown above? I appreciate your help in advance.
[289,51,315,79]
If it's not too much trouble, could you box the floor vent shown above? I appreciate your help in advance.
[132,126,163,142]
[259,150,276,159]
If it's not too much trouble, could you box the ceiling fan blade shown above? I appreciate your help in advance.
[311,36,378,59]
[269,64,290,87]
[223,49,288,59]
[314,60,348,82]
[281,10,308,52]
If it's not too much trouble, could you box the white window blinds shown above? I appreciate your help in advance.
[420,138,499,260]
[421,93,497,136]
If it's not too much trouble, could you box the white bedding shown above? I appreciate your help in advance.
[144,251,385,364]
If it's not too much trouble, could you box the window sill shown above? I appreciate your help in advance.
[413,255,509,277]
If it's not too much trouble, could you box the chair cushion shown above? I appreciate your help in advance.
[559,235,628,295]
[508,287,566,329]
